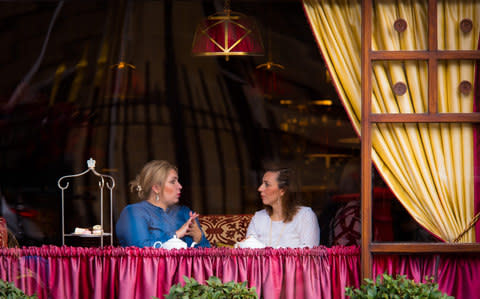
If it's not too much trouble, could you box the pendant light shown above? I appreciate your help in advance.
[192,0,264,61]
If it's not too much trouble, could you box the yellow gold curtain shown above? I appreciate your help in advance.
[303,0,479,242]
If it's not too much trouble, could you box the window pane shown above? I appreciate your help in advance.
[372,0,428,51]
[437,1,479,51]
[438,59,476,113]
[371,60,428,114]
[371,122,478,243]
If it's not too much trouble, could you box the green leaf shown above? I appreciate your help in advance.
[343,274,453,299]
[0,280,38,299]
[165,276,258,299]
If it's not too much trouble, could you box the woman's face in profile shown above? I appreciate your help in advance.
[161,169,182,207]
[258,171,284,207]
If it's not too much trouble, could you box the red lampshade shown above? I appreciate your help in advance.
[255,60,285,99]
[192,8,263,61]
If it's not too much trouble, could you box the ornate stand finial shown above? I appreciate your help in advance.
[87,158,96,169]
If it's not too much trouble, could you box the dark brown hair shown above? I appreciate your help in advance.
[263,167,300,223]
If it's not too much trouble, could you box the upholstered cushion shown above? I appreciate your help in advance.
[199,214,253,247]
[0,217,7,248]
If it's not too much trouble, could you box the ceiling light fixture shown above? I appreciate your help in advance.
[191,0,264,61]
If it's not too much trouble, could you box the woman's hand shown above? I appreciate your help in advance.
[186,218,202,243]
[185,211,202,243]
[176,211,200,241]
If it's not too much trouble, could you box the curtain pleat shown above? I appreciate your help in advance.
[1,246,479,299]
[373,254,480,299]
[0,246,360,299]
[0,246,480,299]
[303,0,480,242]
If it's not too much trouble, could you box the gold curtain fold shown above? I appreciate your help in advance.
[303,0,479,242]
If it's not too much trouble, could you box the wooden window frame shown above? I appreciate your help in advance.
[360,0,480,279]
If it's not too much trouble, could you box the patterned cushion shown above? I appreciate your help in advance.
[199,214,253,247]
[0,217,7,248]
[330,201,361,246]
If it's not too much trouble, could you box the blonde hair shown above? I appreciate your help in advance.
[129,160,177,200]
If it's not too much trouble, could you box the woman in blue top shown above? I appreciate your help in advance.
[116,160,210,248]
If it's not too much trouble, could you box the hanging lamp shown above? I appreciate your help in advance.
[191,0,264,61]
[255,20,284,99]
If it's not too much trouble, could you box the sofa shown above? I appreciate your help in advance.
[0,217,7,247]
[198,214,253,247]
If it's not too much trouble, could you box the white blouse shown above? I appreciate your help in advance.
[246,206,320,248]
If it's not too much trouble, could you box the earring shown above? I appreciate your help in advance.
[155,193,159,201]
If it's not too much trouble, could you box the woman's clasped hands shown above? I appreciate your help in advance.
[176,211,202,244]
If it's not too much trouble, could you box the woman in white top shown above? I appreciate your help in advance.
[246,168,320,248]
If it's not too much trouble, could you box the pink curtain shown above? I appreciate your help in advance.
[2,246,480,298]
[0,245,359,299]
[373,254,480,299]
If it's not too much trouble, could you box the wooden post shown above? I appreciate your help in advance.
[361,0,373,281]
